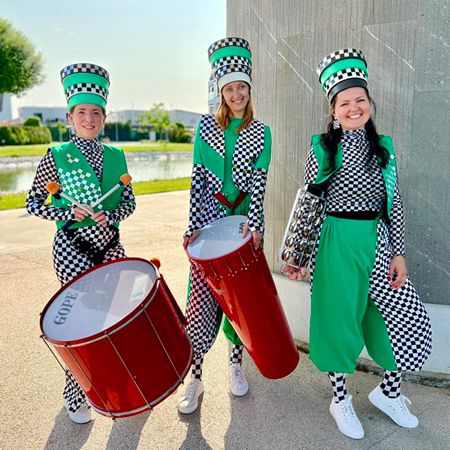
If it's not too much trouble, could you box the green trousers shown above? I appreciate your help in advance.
[310,215,397,373]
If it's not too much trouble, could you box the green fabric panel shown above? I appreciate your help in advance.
[378,135,396,219]
[311,134,342,185]
[223,316,243,345]
[254,125,272,170]
[51,142,127,229]
[63,72,110,90]
[223,118,242,194]
[309,215,396,373]
[68,93,107,111]
[319,59,368,85]
[209,47,252,65]
[362,297,397,370]
[193,123,225,180]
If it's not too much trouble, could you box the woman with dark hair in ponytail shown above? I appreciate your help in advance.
[287,49,432,440]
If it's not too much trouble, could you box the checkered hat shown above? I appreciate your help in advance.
[208,37,252,91]
[60,63,110,110]
[317,49,368,102]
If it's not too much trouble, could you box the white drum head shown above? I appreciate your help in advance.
[42,259,157,342]
[187,215,251,260]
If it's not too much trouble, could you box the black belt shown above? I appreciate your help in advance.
[62,220,120,265]
[327,211,381,220]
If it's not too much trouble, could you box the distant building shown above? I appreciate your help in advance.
[18,106,67,124]
[168,109,202,129]
[15,104,203,129]
[0,93,13,123]
[107,108,202,129]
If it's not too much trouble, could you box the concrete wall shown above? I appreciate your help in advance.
[227,0,450,374]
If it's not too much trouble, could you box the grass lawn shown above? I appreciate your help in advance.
[0,142,192,157]
[0,177,190,211]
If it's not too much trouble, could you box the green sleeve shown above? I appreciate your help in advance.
[192,121,203,165]
[254,125,271,170]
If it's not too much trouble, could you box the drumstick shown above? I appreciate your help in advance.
[91,173,132,208]
[46,181,92,215]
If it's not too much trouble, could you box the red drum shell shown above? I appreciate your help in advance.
[40,257,192,418]
[187,218,299,379]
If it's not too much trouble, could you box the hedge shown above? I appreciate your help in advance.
[0,125,52,145]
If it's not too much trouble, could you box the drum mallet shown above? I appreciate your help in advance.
[90,173,132,208]
[46,181,92,216]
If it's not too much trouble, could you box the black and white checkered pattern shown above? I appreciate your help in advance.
[317,48,366,78]
[305,130,432,372]
[208,37,250,58]
[324,68,367,97]
[215,63,252,81]
[212,55,252,71]
[230,345,244,365]
[63,370,89,413]
[380,370,402,398]
[368,221,432,371]
[328,372,348,403]
[232,119,266,191]
[199,114,225,157]
[246,168,268,232]
[185,265,222,358]
[60,63,110,82]
[191,356,204,380]
[65,83,108,102]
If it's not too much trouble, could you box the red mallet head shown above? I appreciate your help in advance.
[120,174,132,185]
[46,181,61,195]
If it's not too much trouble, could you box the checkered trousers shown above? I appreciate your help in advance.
[185,265,222,358]
[368,221,432,371]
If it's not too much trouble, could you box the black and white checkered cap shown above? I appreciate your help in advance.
[65,83,108,101]
[208,37,250,58]
[60,63,110,82]
[215,63,252,81]
[212,55,252,71]
[317,48,366,79]
[324,67,367,96]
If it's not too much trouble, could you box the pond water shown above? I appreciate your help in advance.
[0,152,193,193]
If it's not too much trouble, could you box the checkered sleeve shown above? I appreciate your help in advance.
[389,179,405,256]
[185,164,206,237]
[104,184,136,225]
[247,168,268,233]
[304,145,319,184]
[25,150,74,222]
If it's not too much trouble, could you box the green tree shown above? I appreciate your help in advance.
[137,103,171,139]
[0,19,43,94]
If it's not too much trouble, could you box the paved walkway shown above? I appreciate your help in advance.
[1,191,449,450]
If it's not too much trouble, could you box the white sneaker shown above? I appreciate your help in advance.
[229,363,249,397]
[368,386,419,428]
[67,404,92,424]
[329,395,364,439]
[178,378,204,414]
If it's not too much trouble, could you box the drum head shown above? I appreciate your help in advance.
[187,215,251,260]
[42,259,157,342]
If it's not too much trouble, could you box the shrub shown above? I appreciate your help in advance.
[23,116,42,126]
[0,125,51,145]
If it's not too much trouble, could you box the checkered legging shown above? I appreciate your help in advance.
[185,265,244,380]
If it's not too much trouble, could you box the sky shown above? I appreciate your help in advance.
[1,0,226,116]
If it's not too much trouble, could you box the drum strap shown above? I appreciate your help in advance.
[62,220,120,265]
[214,191,247,212]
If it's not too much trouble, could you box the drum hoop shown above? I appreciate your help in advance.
[40,257,161,347]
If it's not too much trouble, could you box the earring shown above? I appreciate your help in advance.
[69,123,76,139]
[332,117,341,129]
[97,127,105,142]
